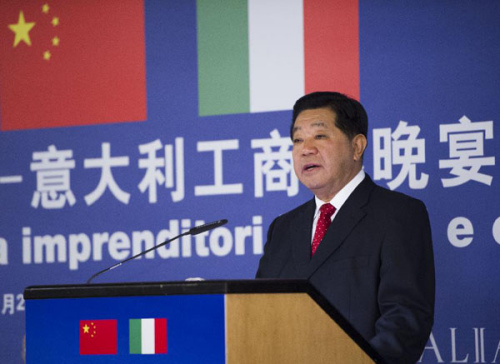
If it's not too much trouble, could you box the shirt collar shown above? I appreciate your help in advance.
[314,169,365,218]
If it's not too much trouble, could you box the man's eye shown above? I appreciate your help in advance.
[293,138,302,144]
[315,134,327,139]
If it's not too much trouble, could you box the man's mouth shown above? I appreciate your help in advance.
[303,164,320,172]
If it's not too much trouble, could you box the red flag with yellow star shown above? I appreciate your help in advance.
[80,319,117,355]
[0,1,146,131]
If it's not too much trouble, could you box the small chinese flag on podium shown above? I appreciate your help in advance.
[80,320,118,355]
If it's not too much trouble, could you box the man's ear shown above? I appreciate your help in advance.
[352,134,367,161]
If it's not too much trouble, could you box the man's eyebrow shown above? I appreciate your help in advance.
[311,121,327,128]
[293,121,328,134]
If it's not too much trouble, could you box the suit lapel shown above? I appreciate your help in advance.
[290,199,315,277]
[305,175,375,278]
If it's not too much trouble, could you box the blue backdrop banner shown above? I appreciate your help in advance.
[1,1,499,362]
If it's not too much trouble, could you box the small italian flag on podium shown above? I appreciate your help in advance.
[129,318,168,354]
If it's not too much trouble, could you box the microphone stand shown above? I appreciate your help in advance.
[86,219,228,284]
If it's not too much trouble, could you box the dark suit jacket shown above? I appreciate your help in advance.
[256,175,435,364]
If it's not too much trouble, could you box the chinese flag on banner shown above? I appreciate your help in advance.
[80,320,118,355]
[0,1,146,131]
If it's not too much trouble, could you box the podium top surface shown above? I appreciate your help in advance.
[24,279,313,300]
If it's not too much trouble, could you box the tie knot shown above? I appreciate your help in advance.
[320,203,336,217]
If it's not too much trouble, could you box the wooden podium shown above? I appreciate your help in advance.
[24,280,385,363]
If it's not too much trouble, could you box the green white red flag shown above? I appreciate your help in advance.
[129,318,168,354]
[196,0,359,116]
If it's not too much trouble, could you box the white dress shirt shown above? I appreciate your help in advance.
[311,169,365,243]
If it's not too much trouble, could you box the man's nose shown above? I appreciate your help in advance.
[302,138,318,155]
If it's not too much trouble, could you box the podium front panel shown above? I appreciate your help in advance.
[26,294,226,363]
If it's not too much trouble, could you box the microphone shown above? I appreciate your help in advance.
[86,219,228,284]
[189,219,227,235]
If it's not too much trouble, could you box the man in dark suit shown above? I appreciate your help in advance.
[256,92,435,363]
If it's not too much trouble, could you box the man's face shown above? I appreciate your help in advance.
[292,107,364,201]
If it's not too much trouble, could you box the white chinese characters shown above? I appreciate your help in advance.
[30,145,76,209]
[373,121,428,190]
[251,129,298,198]
[373,116,495,190]
[22,131,298,209]
[10,118,495,210]
[439,116,495,187]
[138,138,185,203]
[194,139,243,196]
[84,143,130,205]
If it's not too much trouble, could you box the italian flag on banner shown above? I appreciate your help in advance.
[129,318,167,354]
[197,0,359,116]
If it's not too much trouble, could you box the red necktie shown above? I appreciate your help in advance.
[311,203,336,256]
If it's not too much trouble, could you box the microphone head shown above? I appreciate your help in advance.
[190,219,228,235]
[217,219,228,226]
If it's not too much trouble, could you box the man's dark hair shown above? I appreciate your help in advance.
[291,91,368,140]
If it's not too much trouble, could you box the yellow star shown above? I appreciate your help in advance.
[42,4,50,14]
[83,324,90,334]
[8,11,36,47]
[52,36,60,46]
[43,50,51,61]
[51,17,59,26]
